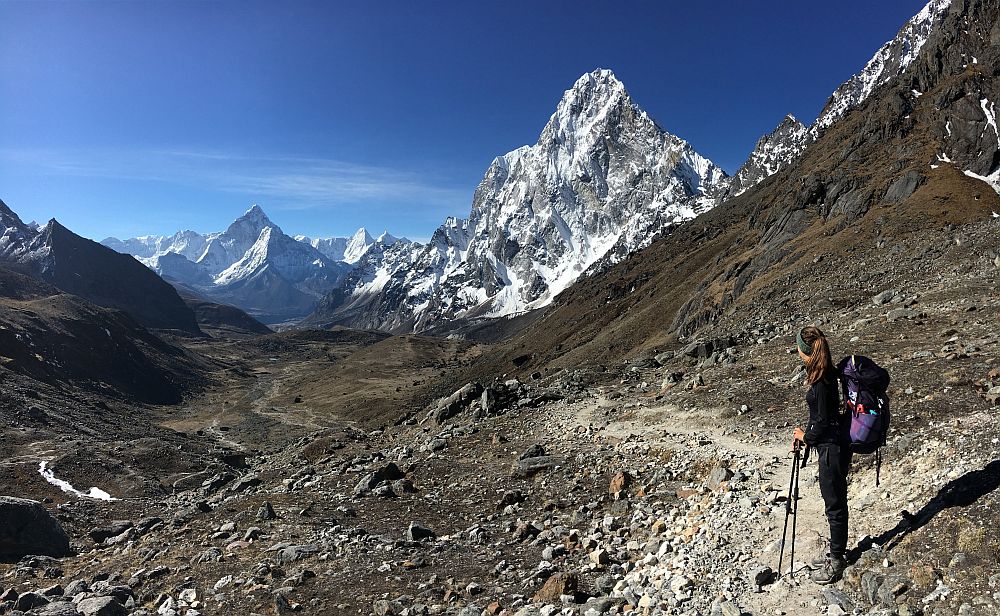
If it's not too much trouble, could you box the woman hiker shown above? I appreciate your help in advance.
[792,325,852,584]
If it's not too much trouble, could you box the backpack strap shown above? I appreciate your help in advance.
[875,449,882,487]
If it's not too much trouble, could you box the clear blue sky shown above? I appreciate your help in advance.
[1,0,929,242]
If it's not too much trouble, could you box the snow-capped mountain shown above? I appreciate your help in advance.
[725,115,810,198]
[304,69,728,332]
[724,0,953,196]
[103,205,355,323]
[294,228,405,263]
[305,2,957,333]
[813,0,953,133]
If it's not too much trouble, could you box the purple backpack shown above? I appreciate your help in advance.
[838,355,891,483]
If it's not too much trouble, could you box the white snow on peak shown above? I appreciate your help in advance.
[319,68,728,331]
[814,0,952,132]
[725,0,953,196]
[344,227,376,263]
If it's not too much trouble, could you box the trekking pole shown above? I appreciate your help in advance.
[777,442,801,577]
[789,446,806,576]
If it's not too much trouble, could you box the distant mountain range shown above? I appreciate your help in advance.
[102,206,410,324]
[73,0,960,333]
[304,0,954,333]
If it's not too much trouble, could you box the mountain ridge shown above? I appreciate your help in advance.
[0,200,203,334]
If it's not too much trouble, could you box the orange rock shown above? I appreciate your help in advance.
[609,471,632,498]
[533,572,578,603]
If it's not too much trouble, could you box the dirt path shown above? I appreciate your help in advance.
[553,396,841,614]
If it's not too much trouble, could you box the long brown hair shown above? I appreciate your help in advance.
[800,326,833,386]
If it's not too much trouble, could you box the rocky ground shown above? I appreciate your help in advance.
[1,214,998,616]
[1,240,998,616]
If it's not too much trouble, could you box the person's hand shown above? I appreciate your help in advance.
[791,426,806,452]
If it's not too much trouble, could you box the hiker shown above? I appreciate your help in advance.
[791,325,852,584]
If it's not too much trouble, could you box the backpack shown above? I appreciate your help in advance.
[837,355,891,484]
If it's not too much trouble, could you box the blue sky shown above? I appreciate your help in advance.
[1,0,929,242]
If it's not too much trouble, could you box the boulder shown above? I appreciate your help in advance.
[426,382,484,424]
[519,444,546,460]
[886,308,917,322]
[707,465,734,490]
[0,496,71,558]
[275,544,320,564]
[36,601,81,616]
[89,521,133,544]
[512,455,561,478]
[14,591,49,611]
[77,596,126,616]
[257,501,277,520]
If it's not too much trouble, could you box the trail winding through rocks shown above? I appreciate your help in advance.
[550,395,848,615]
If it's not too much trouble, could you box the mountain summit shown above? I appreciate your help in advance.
[104,205,353,323]
[305,69,728,332]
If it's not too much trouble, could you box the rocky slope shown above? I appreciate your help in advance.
[0,200,202,335]
[0,266,207,403]
[178,292,273,338]
[0,238,995,614]
[104,206,355,324]
[305,69,728,332]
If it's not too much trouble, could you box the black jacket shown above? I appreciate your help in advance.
[804,370,849,446]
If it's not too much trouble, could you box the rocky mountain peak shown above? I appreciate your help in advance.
[556,69,628,116]
[0,198,24,223]
[228,204,278,236]
[726,114,811,198]
[374,231,399,246]
[307,69,727,332]
[813,0,952,132]
[0,200,34,256]
[540,69,638,154]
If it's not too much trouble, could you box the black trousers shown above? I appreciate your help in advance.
[816,443,852,557]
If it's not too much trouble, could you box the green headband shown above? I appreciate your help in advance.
[796,330,812,356]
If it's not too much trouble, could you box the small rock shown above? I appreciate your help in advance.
[608,471,632,499]
[533,572,578,603]
[708,465,734,490]
[519,444,547,459]
[405,521,436,542]
[258,501,277,520]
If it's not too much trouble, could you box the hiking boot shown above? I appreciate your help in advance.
[810,552,832,568]
[810,555,846,585]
